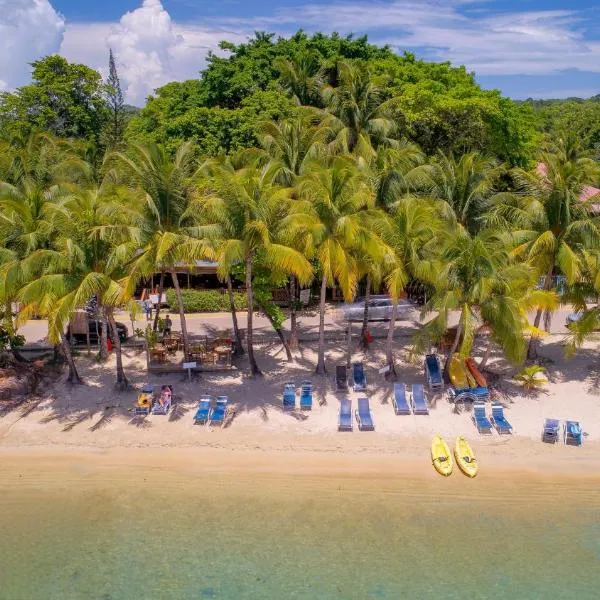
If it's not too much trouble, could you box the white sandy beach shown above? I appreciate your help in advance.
[1,335,599,477]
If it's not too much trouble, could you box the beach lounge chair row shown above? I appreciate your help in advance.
[336,363,367,392]
[338,398,375,431]
[393,383,429,415]
[282,382,313,410]
[543,419,583,445]
[473,402,513,434]
[194,395,229,426]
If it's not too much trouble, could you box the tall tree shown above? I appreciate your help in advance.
[104,49,125,149]
[489,147,600,358]
[198,158,313,376]
[296,157,389,374]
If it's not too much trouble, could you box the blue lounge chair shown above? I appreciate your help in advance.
[355,398,375,431]
[352,362,366,391]
[338,399,353,431]
[336,365,348,392]
[282,383,296,410]
[411,384,429,415]
[424,354,443,392]
[393,383,411,415]
[473,402,492,433]
[194,395,211,424]
[209,396,228,427]
[564,420,583,446]
[542,418,560,443]
[300,381,313,410]
[490,403,512,434]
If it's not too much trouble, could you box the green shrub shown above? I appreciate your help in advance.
[166,289,247,313]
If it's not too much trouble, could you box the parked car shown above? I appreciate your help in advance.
[67,320,128,345]
[342,295,415,322]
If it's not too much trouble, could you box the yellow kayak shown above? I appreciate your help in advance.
[448,355,470,389]
[431,435,453,476]
[454,436,478,478]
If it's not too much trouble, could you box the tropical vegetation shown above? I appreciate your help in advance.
[0,31,599,385]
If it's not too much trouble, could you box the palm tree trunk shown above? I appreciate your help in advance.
[479,338,492,369]
[316,271,328,375]
[98,303,108,361]
[346,319,352,368]
[289,276,299,350]
[257,298,293,361]
[246,255,261,376]
[527,268,554,359]
[60,332,82,384]
[385,299,399,377]
[360,275,371,349]
[107,308,128,390]
[444,320,463,376]
[170,269,190,359]
[226,275,244,356]
[153,271,164,332]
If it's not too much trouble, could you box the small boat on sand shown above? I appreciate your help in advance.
[454,436,478,478]
[431,435,453,476]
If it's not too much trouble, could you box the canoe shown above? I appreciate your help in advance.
[465,357,487,387]
[454,436,478,478]
[431,435,453,476]
[448,355,470,389]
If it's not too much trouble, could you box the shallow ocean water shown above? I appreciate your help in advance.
[1,469,599,599]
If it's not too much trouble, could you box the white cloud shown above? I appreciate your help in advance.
[0,0,65,90]
[215,1,600,77]
[1,0,599,103]
[59,1,247,105]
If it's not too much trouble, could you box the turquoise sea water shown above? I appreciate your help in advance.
[0,468,599,599]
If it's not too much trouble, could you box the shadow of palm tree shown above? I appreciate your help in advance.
[128,414,152,429]
[90,408,120,431]
[63,412,93,432]
[168,402,190,422]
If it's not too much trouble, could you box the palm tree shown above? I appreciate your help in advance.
[110,142,210,359]
[275,51,325,107]
[407,151,502,234]
[418,228,555,367]
[296,156,389,374]
[489,148,600,358]
[382,195,441,375]
[198,158,313,376]
[323,60,398,158]
[257,115,332,349]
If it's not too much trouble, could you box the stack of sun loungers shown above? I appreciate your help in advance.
[355,398,375,431]
[282,382,296,410]
[338,399,353,431]
[208,396,228,427]
[392,383,411,415]
[411,384,429,415]
[424,354,444,392]
[300,381,313,410]
[352,362,366,391]
[472,402,492,434]
[194,395,212,425]
[335,365,348,392]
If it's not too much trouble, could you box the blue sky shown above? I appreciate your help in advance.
[2,1,599,105]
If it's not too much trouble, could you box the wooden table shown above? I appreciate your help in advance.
[214,345,232,367]
[150,347,167,364]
